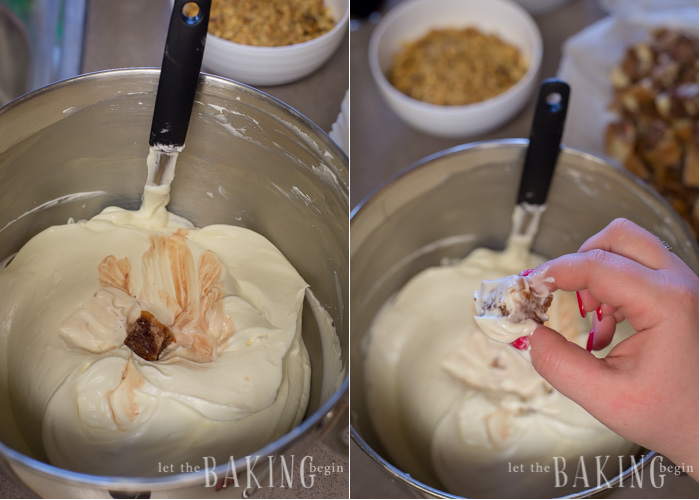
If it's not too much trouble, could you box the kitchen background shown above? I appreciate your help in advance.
[350,0,697,498]
[0,0,348,498]
[0,0,697,498]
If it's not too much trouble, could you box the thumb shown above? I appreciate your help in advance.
[530,325,613,415]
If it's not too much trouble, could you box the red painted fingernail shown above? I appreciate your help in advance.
[586,329,595,352]
[510,336,529,350]
[596,306,603,322]
[519,269,534,277]
[576,291,586,318]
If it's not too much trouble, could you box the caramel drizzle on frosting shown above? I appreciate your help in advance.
[60,230,237,431]
[484,411,511,449]
[96,229,234,363]
[105,360,145,430]
[98,256,132,295]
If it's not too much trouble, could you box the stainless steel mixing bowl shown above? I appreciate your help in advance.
[0,69,348,498]
[350,140,698,498]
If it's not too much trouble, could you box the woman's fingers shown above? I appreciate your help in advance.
[565,219,678,329]
[576,289,604,317]
[574,296,624,351]
[578,218,676,271]
[530,325,615,418]
[533,250,660,330]
[589,314,617,351]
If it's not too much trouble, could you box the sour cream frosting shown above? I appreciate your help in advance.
[364,206,638,498]
[0,150,310,476]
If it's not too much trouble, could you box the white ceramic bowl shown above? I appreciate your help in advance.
[369,0,543,138]
[201,0,348,86]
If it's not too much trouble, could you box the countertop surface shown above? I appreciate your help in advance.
[0,0,698,499]
[349,0,698,498]
[0,0,348,498]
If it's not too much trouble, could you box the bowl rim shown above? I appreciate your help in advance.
[368,0,544,115]
[350,426,659,499]
[204,0,349,53]
[352,139,698,263]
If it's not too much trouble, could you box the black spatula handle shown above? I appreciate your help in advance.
[517,79,570,206]
[149,0,211,150]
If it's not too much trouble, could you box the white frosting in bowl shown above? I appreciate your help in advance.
[0,153,311,476]
[364,208,639,498]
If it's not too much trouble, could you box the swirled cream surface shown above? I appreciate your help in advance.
[364,207,638,498]
[0,152,310,476]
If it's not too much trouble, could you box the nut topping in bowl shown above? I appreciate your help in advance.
[209,0,335,47]
[388,27,528,106]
